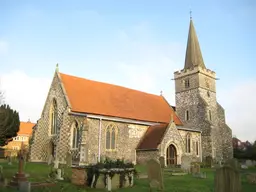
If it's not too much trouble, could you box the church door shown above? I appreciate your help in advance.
[166,144,177,166]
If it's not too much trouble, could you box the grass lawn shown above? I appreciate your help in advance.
[0,159,256,192]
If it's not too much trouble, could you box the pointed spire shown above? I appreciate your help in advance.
[184,17,206,69]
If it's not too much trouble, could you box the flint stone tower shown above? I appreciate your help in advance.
[174,18,233,162]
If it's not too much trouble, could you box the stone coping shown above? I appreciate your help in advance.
[71,166,135,173]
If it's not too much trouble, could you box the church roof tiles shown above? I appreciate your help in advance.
[59,72,182,125]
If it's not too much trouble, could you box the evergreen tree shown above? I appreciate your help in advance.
[0,104,20,146]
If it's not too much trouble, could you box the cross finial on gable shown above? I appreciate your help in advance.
[160,90,163,96]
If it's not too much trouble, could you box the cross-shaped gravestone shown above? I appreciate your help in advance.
[147,159,164,191]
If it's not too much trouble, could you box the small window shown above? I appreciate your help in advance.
[196,141,199,156]
[184,78,190,88]
[209,110,212,121]
[185,110,189,121]
[186,134,191,153]
[207,91,210,97]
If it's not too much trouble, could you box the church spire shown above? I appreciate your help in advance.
[184,17,206,69]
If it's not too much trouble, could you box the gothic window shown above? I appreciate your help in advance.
[209,110,212,121]
[185,110,190,121]
[106,124,117,150]
[50,99,58,135]
[184,78,190,88]
[196,141,199,156]
[71,121,80,149]
[186,133,191,153]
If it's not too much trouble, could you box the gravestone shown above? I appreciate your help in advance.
[19,181,31,192]
[53,159,59,169]
[66,152,72,167]
[7,156,12,165]
[0,165,3,182]
[47,155,53,165]
[147,159,164,191]
[191,162,200,174]
[181,155,191,173]
[241,164,248,169]
[214,165,241,192]
[225,158,240,171]
[205,156,213,168]
[246,174,256,184]
[245,160,253,167]
[159,156,165,168]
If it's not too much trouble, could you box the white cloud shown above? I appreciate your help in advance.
[1,70,51,123]
[0,41,9,55]
[218,79,256,142]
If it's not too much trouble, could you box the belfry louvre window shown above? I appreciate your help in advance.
[106,124,117,150]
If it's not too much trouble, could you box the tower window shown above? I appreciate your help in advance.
[186,134,191,153]
[185,110,190,121]
[184,78,190,88]
[207,91,210,97]
[209,110,212,121]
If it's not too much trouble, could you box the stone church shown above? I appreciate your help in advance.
[29,18,233,166]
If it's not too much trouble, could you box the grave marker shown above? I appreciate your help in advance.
[159,156,165,168]
[147,159,164,191]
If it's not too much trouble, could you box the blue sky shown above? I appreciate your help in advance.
[0,0,256,141]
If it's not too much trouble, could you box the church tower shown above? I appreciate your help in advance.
[174,18,233,161]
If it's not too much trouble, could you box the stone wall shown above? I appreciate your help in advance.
[87,118,148,164]
[136,150,159,164]
[29,72,69,162]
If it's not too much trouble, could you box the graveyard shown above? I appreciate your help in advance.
[1,157,256,192]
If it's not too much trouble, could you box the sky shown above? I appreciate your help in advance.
[0,0,255,142]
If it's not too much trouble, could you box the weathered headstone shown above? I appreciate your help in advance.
[7,156,12,165]
[66,152,72,167]
[225,158,240,171]
[53,159,59,169]
[181,155,192,173]
[191,162,200,174]
[245,160,253,167]
[205,156,213,168]
[19,181,31,192]
[47,155,53,165]
[0,165,3,182]
[241,164,248,169]
[159,156,165,168]
[214,165,241,192]
[56,169,64,180]
[147,159,164,191]
[246,174,256,184]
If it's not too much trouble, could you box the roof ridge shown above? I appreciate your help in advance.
[60,72,163,98]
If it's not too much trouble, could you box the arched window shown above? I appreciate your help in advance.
[106,124,117,150]
[186,133,191,153]
[71,121,80,149]
[196,141,199,156]
[50,99,58,135]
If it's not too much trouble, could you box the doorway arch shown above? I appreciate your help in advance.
[166,144,177,166]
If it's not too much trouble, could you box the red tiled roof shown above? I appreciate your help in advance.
[18,121,35,135]
[137,123,168,150]
[59,73,183,125]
